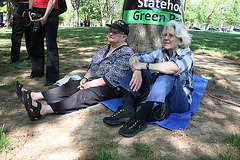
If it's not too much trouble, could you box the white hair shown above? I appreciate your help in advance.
[162,20,192,49]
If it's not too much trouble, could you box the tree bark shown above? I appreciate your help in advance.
[6,0,16,27]
[75,9,79,27]
[126,24,164,53]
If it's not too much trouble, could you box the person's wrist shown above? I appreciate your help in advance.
[146,63,150,70]
[83,77,89,81]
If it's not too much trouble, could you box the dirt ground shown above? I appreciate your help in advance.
[0,48,240,159]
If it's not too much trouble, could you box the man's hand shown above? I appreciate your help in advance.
[130,70,142,92]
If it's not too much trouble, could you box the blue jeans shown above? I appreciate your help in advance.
[118,70,189,113]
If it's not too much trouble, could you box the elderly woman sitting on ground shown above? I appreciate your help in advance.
[103,20,195,137]
[15,20,134,121]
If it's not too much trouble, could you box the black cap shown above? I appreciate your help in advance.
[106,20,129,36]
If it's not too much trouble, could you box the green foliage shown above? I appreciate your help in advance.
[185,1,198,23]
[0,3,7,13]
[225,0,240,26]
[185,0,239,29]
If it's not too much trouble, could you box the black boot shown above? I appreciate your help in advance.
[103,106,134,125]
[118,114,147,137]
[103,91,135,125]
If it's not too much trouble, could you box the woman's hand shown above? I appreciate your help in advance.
[37,16,48,26]
[33,16,47,26]
[78,78,88,90]
[130,70,142,92]
[28,12,47,26]
[131,62,143,72]
[129,56,139,67]
[28,12,34,22]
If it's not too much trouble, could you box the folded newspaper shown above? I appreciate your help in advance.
[54,75,82,87]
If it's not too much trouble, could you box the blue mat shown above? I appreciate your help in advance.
[100,75,208,131]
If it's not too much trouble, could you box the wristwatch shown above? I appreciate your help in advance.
[146,63,150,70]
[83,77,89,81]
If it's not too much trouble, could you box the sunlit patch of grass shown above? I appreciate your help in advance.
[189,30,240,59]
[0,28,12,46]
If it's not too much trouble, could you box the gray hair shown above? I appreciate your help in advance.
[162,20,192,49]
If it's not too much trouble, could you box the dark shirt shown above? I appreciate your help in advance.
[90,44,134,89]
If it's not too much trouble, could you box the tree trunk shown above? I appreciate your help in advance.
[75,9,79,27]
[126,24,164,53]
[6,0,16,27]
[100,0,107,26]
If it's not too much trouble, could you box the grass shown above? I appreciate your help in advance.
[225,134,240,150]
[205,72,215,78]
[90,140,176,160]
[133,141,154,160]
[0,125,11,152]
[90,139,119,160]
[217,134,240,160]
[189,30,240,59]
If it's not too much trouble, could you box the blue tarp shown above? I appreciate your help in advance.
[100,75,208,131]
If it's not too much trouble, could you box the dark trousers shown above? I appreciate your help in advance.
[11,3,31,62]
[30,8,59,82]
[42,80,122,114]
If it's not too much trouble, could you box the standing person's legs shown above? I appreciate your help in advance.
[11,4,25,63]
[24,24,32,59]
[45,11,59,85]
[28,24,45,78]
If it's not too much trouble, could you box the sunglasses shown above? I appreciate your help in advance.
[109,28,122,35]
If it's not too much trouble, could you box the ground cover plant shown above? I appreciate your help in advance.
[0,27,240,159]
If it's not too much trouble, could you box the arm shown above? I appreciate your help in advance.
[132,61,179,75]
[78,69,107,90]
[29,0,34,9]
[30,0,57,26]
[128,61,178,92]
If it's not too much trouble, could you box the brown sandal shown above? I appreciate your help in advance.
[15,81,23,102]
[23,91,42,121]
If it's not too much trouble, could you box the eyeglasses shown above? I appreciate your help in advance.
[109,28,122,35]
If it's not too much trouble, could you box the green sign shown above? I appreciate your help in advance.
[123,0,183,25]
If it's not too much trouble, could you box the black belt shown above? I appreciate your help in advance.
[17,2,29,4]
